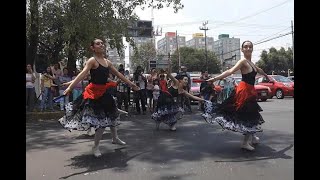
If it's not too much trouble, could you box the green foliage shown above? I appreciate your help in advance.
[170,47,221,73]
[26,0,184,69]
[131,41,156,71]
[256,47,293,75]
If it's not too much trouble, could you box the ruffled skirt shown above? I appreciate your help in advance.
[58,89,120,131]
[202,81,265,134]
[151,92,184,126]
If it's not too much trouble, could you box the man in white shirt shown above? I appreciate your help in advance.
[133,66,147,115]
[116,68,129,112]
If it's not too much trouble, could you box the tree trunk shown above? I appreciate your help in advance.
[67,35,77,73]
[27,0,39,66]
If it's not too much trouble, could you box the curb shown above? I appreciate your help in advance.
[26,111,64,121]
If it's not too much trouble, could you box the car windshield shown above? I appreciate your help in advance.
[191,81,201,87]
[272,75,292,83]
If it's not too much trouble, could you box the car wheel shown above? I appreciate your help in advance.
[276,89,284,99]
[261,98,267,102]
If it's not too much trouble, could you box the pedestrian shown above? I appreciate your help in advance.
[58,38,140,157]
[146,68,157,112]
[40,66,56,111]
[177,66,192,112]
[58,68,72,111]
[116,68,130,112]
[26,64,36,112]
[202,40,269,151]
[133,66,147,115]
[152,62,205,131]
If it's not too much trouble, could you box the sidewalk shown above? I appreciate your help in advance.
[26,110,64,121]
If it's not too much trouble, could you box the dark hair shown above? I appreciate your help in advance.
[44,66,53,76]
[175,74,187,80]
[241,40,253,48]
[26,64,33,73]
[153,78,160,85]
[63,67,68,71]
[160,74,165,79]
[119,68,125,72]
[90,38,104,47]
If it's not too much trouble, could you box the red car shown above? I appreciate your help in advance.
[256,75,294,99]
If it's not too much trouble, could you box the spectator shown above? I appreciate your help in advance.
[26,64,36,112]
[177,66,192,112]
[58,68,72,111]
[133,66,147,115]
[116,68,129,112]
[40,66,56,111]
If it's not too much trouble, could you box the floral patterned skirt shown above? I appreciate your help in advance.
[202,81,265,134]
[151,92,184,126]
[58,90,120,131]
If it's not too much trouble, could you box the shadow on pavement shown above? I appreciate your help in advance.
[27,113,294,175]
[60,147,150,179]
[157,173,196,180]
[215,144,293,162]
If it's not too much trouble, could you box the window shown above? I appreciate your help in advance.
[272,75,291,82]
[257,77,264,83]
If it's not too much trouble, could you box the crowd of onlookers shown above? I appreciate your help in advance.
[26,63,89,112]
[26,63,219,113]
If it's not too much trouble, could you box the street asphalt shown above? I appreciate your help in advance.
[26,97,294,180]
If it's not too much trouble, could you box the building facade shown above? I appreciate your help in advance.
[107,47,125,68]
[186,33,214,52]
[213,34,241,71]
[157,32,186,55]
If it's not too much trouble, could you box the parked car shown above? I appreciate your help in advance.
[287,76,294,82]
[256,75,294,99]
[233,77,272,101]
[189,78,201,103]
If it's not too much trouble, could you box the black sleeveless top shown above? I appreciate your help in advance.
[241,62,257,85]
[90,59,109,85]
[168,86,179,97]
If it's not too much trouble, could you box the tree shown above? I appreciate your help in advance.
[26,0,184,72]
[170,47,221,73]
[26,0,40,66]
[130,41,156,72]
[38,1,65,65]
[256,47,293,75]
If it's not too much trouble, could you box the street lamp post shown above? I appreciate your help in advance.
[200,21,209,72]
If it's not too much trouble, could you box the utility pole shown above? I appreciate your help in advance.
[200,21,209,72]
[291,20,294,67]
[176,30,181,71]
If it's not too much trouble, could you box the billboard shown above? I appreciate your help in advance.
[192,33,204,38]
[165,32,176,37]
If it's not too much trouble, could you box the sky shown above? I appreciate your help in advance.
[124,0,294,65]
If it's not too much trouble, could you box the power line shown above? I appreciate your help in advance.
[254,32,292,46]
[212,0,293,29]
[155,0,292,29]
[254,27,291,44]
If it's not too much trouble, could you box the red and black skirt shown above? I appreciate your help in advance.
[202,81,265,134]
[58,82,120,131]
